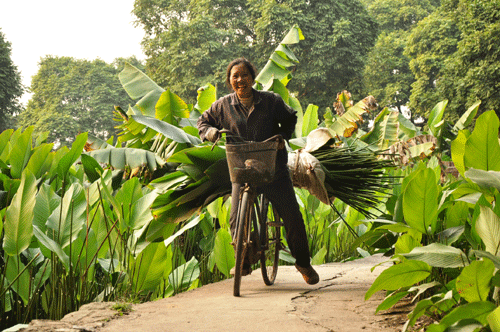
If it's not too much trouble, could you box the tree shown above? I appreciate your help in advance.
[438,0,500,119]
[0,29,24,132]
[363,30,414,113]
[18,56,138,147]
[405,10,459,116]
[133,0,378,111]
[406,0,500,120]
[280,0,379,110]
[362,0,438,113]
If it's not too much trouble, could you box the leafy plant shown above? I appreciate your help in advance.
[365,110,500,331]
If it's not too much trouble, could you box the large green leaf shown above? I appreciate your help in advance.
[427,100,447,137]
[456,259,494,303]
[168,256,200,294]
[378,110,400,149]
[476,205,500,256]
[80,154,104,183]
[375,290,409,314]
[464,110,500,171]
[403,168,440,235]
[167,145,225,171]
[33,225,70,270]
[451,130,469,177]
[290,96,303,138]
[401,243,469,268]
[398,113,418,140]
[465,169,500,193]
[150,171,189,193]
[474,250,500,269]
[453,100,480,132]
[263,78,289,104]
[3,169,36,256]
[9,126,34,179]
[119,63,164,117]
[46,183,87,248]
[439,301,496,328]
[365,260,432,300]
[86,134,114,150]
[394,233,421,255]
[132,114,201,145]
[5,257,30,304]
[0,129,13,162]
[281,25,304,44]
[57,132,87,180]
[87,147,165,171]
[213,228,235,277]
[195,84,217,113]
[132,242,168,293]
[255,61,291,86]
[164,215,202,247]
[33,183,60,232]
[302,104,319,137]
[255,25,303,86]
[129,190,159,231]
[156,89,190,124]
[487,305,500,332]
[330,101,371,138]
[26,143,54,179]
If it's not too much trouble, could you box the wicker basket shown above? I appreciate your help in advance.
[226,137,280,184]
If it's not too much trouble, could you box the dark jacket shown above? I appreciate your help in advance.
[197,89,297,177]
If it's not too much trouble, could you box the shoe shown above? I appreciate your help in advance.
[295,264,319,285]
[230,264,252,276]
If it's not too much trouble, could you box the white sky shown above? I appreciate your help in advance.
[0,0,145,103]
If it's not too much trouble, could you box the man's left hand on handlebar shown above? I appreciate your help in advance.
[277,135,285,150]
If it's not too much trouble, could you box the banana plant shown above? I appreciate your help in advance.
[364,110,500,331]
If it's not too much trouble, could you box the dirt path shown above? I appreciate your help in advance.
[19,254,409,332]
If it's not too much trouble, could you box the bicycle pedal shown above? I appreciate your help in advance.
[268,221,284,227]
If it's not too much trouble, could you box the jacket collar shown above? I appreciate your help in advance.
[229,88,263,105]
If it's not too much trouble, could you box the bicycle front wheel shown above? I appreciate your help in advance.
[260,200,281,286]
[233,190,253,297]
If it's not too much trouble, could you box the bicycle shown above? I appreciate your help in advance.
[214,130,284,297]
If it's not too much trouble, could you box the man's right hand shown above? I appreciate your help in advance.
[206,127,220,143]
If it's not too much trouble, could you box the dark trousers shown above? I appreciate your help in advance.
[230,173,311,267]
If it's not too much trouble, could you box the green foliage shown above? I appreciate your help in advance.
[134,0,378,110]
[364,111,500,331]
[405,10,460,115]
[363,31,414,112]
[0,29,24,132]
[18,56,137,147]
[362,0,438,116]
[3,169,36,256]
[406,0,500,120]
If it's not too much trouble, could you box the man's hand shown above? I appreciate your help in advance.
[278,135,285,149]
[206,127,220,143]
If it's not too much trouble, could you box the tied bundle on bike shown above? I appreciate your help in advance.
[287,149,330,205]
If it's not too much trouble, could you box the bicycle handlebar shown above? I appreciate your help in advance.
[210,129,284,151]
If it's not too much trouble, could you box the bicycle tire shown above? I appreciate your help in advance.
[260,200,281,286]
[233,190,253,297]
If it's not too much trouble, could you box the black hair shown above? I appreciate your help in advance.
[225,57,257,90]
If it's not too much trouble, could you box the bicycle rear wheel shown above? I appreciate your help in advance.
[233,190,253,297]
[259,199,281,286]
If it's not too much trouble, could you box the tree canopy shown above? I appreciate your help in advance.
[362,0,438,114]
[18,56,140,147]
[133,0,378,111]
[0,29,24,132]
[406,0,500,120]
